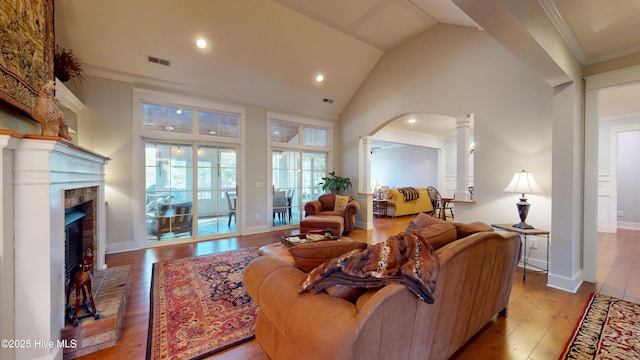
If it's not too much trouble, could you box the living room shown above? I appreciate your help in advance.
[1,1,640,359]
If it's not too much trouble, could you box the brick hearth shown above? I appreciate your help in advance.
[61,265,131,359]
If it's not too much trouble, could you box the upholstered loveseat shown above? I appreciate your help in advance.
[385,187,433,217]
[244,216,521,360]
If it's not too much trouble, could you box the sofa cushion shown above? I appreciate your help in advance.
[454,222,493,239]
[415,222,457,250]
[406,212,446,231]
[325,285,366,302]
[288,240,368,272]
[333,195,350,213]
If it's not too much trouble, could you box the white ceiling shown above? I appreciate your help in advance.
[54,0,640,138]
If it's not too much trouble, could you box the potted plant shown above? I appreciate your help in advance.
[54,46,84,82]
[319,171,352,193]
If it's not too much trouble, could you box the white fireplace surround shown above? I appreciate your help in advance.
[2,135,109,360]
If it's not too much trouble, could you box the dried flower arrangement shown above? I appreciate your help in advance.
[54,46,84,82]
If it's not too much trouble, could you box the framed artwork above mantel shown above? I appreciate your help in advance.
[0,0,55,118]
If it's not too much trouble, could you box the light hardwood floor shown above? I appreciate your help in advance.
[78,217,640,360]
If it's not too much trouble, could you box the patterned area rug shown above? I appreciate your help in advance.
[146,247,260,360]
[559,293,640,359]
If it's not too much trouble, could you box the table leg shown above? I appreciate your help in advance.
[522,234,527,281]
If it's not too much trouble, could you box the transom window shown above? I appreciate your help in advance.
[142,103,239,139]
[271,120,328,146]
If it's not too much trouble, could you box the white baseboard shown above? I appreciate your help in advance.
[547,269,583,293]
[617,221,640,229]
[106,241,138,254]
[356,219,373,230]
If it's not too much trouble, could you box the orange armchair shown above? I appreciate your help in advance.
[304,194,360,234]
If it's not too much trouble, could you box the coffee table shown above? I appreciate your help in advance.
[281,232,339,247]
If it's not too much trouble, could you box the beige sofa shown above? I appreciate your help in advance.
[244,220,521,360]
[385,187,433,217]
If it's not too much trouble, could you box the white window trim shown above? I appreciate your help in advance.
[132,88,246,248]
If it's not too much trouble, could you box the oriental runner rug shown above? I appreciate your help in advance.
[559,293,640,359]
[146,247,260,360]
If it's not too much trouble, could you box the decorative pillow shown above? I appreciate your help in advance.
[288,240,368,272]
[454,222,493,239]
[416,222,457,250]
[333,195,350,212]
[406,212,446,231]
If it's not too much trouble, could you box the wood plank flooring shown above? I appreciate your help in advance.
[78,217,640,360]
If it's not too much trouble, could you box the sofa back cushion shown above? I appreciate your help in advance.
[415,223,457,250]
[288,239,368,272]
[454,222,493,239]
[318,194,336,211]
[406,212,446,230]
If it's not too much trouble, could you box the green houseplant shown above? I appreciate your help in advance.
[319,171,352,193]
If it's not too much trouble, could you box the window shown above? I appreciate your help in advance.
[198,110,239,138]
[135,88,244,244]
[303,126,328,146]
[143,104,193,133]
[269,113,332,229]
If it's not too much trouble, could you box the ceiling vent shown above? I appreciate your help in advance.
[322,98,334,104]
[148,56,170,66]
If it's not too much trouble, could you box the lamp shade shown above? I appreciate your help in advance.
[503,170,541,195]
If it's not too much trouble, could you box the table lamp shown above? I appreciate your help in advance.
[503,170,541,229]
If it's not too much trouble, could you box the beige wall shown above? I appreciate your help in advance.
[340,24,553,230]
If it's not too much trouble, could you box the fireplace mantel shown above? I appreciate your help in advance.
[7,133,109,360]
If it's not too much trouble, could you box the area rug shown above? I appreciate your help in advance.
[559,293,640,359]
[146,247,260,360]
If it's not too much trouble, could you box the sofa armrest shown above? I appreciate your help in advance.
[245,255,293,301]
[245,256,361,360]
[304,200,322,216]
[343,199,360,232]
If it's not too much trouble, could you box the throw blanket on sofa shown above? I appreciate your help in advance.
[299,231,440,303]
[398,187,420,201]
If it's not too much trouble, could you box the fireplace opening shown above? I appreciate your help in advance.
[65,206,86,285]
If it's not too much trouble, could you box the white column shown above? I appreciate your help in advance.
[359,136,373,194]
[455,115,472,200]
[359,136,374,230]
[437,149,446,191]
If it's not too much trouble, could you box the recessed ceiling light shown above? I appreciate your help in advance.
[408,118,416,124]
[315,74,324,82]
[196,39,207,49]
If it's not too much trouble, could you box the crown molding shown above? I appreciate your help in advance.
[537,0,587,65]
[83,65,339,121]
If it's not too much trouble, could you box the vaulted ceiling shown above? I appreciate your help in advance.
[55,0,640,130]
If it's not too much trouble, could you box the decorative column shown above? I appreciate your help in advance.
[359,136,373,194]
[455,115,472,200]
[359,136,374,230]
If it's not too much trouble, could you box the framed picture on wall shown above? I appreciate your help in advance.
[0,0,54,117]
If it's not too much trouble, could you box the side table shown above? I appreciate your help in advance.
[373,199,388,217]
[491,223,550,281]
